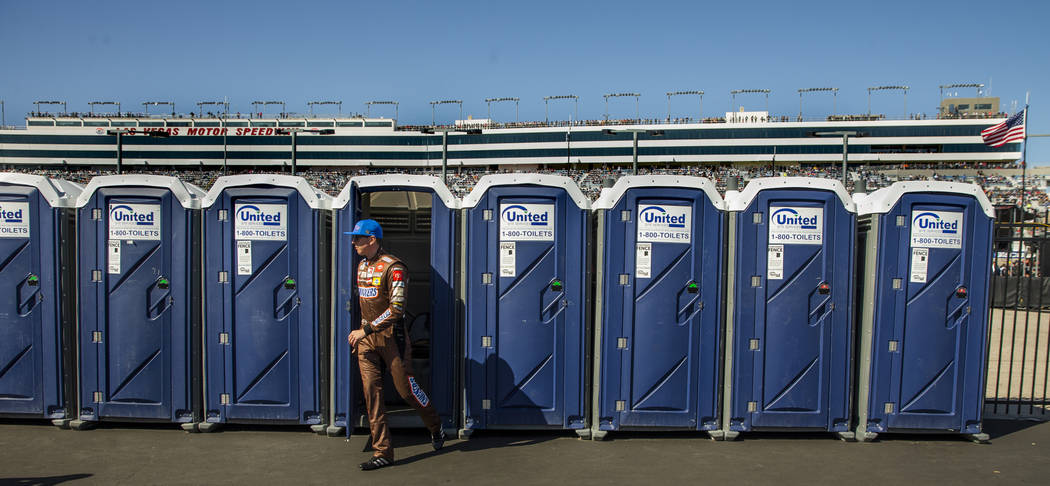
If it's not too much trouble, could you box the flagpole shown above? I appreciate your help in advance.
[1021,92,1029,215]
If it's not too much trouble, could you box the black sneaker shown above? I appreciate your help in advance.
[360,456,393,471]
[431,429,446,451]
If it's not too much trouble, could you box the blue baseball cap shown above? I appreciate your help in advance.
[346,219,383,238]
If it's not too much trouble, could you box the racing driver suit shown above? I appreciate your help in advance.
[356,249,441,460]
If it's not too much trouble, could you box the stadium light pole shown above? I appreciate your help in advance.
[603,128,665,175]
[196,100,229,118]
[107,128,170,175]
[307,100,342,116]
[485,97,519,122]
[938,83,985,116]
[797,88,838,121]
[603,92,641,122]
[543,95,578,124]
[867,86,909,118]
[277,127,335,176]
[143,101,175,117]
[34,100,67,116]
[666,90,703,122]
[198,101,231,173]
[430,100,463,126]
[366,101,398,120]
[89,101,121,117]
[251,100,286,118]
[421,127,482,184]
[813,130,861,186]
[729,89,771,113]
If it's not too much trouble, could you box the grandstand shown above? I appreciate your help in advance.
[0,98,1033,210]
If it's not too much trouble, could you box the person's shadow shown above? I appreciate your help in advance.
[0,474,93,486]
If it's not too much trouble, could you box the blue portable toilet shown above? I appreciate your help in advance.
[73,175,204,430]
[722,177,856,439]
[329,175,459,437]
[201,175,331,432]
[853,181,994,442]
[0,174,81,426]
[590,175,726,440]
[460,174,590,438]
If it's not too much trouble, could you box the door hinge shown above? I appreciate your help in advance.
[620,210,631,222]
[896,215,906,227]
[219,332,229,345]
[91,270,102,282]
[617,337,628,349]
[751,276,761,287]
[92,208,102,221]
[481,273,492,284]
[220,394,230,405]
[345,300,352,312]
[481,336,492,348]
[888,340,899,352]
[218,209,228,221]
[892,278,903,290]
[93,391,103,403]
[749,339,760,351]
[218,271,229,283]
[92,331,103,343]
[482,209,493,221]
[884,402,895,414]
[747,401,758,412]
[619,274,629,285]
[615,400,626,411]
[481,399,491,410]
[753,212,763,224]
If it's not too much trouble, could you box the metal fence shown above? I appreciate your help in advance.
[986,212,1050,419]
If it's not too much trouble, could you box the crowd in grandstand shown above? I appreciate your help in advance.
[11,162,1047,212]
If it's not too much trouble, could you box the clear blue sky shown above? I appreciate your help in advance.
[2,0,1047,163]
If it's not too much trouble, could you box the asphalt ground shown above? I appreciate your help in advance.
[1,419,1048,485]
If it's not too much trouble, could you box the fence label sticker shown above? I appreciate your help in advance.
[767,244,785,280]
[0,202,30,238]
[911,211,963,249]
[910,247,929,283]
[636,242,652,279]
[235,203,287,241]
[768,207,823,245]
[499,203,554,241]
[637,204,692,243]
[237,240,253,275]
[107,240,121,274]
[109,203,161,240]
[499,241,516,278]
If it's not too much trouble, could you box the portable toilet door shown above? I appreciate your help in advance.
[73,175,203,429]
[854,182,994,442]
[460,175,590,438]
[590,176,725,440]
[201,175,331,431]
[723,177,856,439]
[0,174,80,424]
[330,175,459,437]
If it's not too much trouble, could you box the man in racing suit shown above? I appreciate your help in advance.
[346,219,445,471]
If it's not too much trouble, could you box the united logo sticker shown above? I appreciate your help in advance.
[0,202,30,238]
[911,211,963,249]
[768,207,823,245]
[637,204,691,243]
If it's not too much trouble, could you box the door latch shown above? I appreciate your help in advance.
[550,279,563,291]
[955,286,968,299]
[686,281,699,294]
[818,282,830,295]
[27,274,39,286]
[284,278,297,290]
[157,277,169,290]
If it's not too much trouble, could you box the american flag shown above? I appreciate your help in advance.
[981,109,1026,147]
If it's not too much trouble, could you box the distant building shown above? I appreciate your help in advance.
[939,97,1000,117]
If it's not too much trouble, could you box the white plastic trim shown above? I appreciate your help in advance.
[591,175,726,210]
[0,173,83,208]
[332,174,459,210]
[76,175,206,209]
[460,174,591,209]
[725,177,856,213]
[856,181,995,218]
[202,174,332,210]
